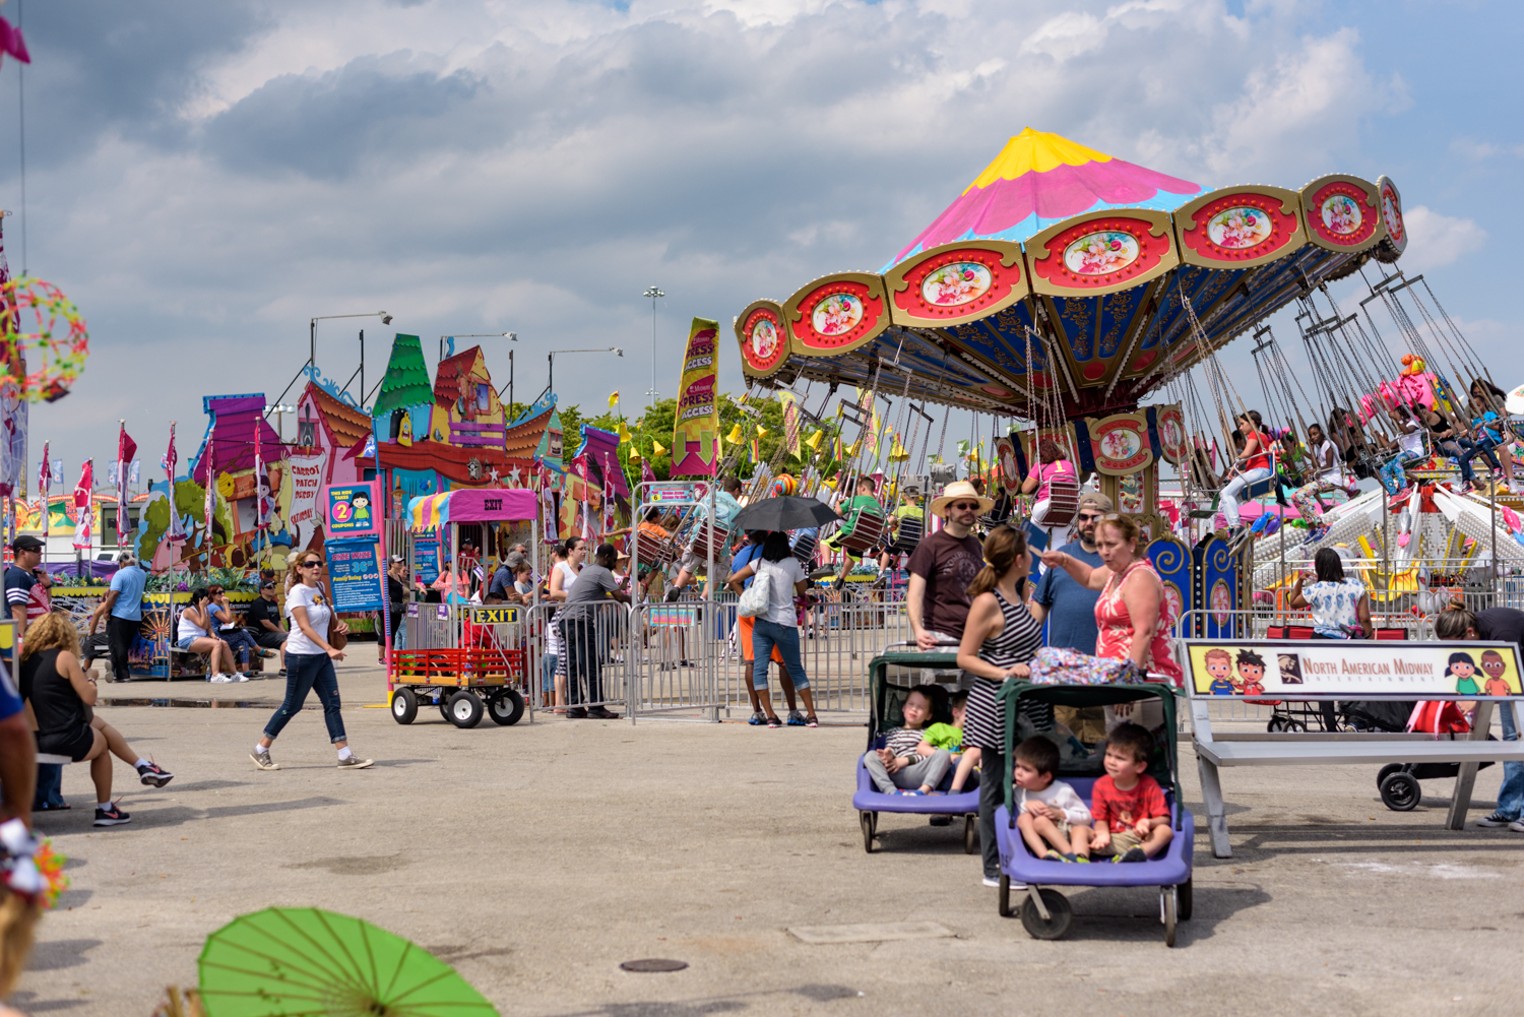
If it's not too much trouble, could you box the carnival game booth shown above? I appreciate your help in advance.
[389,489,540,728]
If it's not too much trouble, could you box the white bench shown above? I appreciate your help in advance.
[1185,637,1524,858]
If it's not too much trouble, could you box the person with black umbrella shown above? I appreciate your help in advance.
[727,531,819,727]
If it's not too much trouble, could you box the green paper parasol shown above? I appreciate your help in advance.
[198,907,499,1017]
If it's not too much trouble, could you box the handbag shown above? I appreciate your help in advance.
[329,625,349,651]
[736,564,773,618]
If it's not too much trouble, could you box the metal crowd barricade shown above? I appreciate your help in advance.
[628,600,722,721]
[521,599,633,718]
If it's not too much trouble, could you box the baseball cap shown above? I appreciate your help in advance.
[389,555,405,564]
[260,579,277,590]
[10,535,43,553]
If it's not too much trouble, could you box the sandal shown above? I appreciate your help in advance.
[805,715,819,728]
[765,715,783,729]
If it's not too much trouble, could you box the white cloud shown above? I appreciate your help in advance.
[1399,205,1486,273]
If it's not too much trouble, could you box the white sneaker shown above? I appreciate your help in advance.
[982,875,1025,889]
[1509,818,1524,833]
[209,673,235,683]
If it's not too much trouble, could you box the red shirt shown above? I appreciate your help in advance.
[1243,430,1271,473]
[1091,774,1168,834]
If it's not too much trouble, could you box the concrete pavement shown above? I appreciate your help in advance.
[15,658,1524,1017]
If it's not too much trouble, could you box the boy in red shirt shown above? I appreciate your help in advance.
[1090,722,1173,863]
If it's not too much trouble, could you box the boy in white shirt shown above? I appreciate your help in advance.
[1014,736,1094,862]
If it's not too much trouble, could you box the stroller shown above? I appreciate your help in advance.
[852,650,980,854]
[995,680,1196,947]
[1341,699,1495,811]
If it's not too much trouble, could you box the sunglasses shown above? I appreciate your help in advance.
[950,501,982,511]
[299,560,322,569]
[1075,512,1103,521]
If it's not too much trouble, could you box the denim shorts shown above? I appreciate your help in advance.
[176,635,198,650]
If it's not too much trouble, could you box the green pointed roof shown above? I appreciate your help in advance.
[372,334,432,418]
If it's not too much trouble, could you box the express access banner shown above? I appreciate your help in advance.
[671,317,719,477]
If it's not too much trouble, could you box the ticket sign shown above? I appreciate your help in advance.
[326,540,385,613]
[1183,639,1524,699]
[324,481,382,540]
[644,481,707,505]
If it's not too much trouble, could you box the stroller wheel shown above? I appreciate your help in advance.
[1020,889,1073,940]
[1376,763,1403,787]
[859,811,877,853]
[1177,878,1193,921]
[1379,771,1422,812]
[1266,716,1287,733]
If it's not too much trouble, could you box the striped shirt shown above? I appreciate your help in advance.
[882,726,930,759]
[963,588,1042,751]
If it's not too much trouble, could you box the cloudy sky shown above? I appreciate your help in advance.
[0,0,1516,476]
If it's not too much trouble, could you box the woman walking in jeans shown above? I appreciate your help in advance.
[250,553,373,771]
[727,531,819,727]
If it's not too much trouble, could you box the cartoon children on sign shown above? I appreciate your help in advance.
[1447,651,1480,695]
[1481,650,1513,697]
[1204,648,1236,695]
[1235,650,1267,696]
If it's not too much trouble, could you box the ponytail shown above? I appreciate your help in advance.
[967,526,1028,599]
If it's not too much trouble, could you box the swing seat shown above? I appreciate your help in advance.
[837,513,887,555]
[1240,477,1278,501]
[688,523,730,563]
[636,529,676,568]
[1035,477,1081,530]
[887,515,924,553]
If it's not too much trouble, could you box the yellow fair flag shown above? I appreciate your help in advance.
[779,391,802,456]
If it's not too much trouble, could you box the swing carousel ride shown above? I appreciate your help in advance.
[733,127,1518,631]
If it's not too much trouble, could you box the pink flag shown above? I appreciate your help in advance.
[164,422,186,545]
[116,423,137,542]
[204,431,215,563]
[37,441,49,540]
[72,460,94,551]
[602,455,616,534]
[254,418,269,530]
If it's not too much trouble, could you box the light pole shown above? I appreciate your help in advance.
[273,310,391,413]
[265,404,297,442]
[643,285,664,403]
[542,347,623,404]
[434,332,518,410]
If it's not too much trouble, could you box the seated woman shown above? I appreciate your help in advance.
[1421,407,1498,489]
[1022,438,1080,547]
[178,587,240,682]
[207,583,260,675]
[20,613,174,827]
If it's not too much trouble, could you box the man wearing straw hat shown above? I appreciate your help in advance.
[906,480,992,650]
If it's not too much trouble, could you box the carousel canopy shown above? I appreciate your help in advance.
[737,128,1408,420]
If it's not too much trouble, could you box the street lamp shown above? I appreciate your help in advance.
[643,285,664,402]
[265,404,297,442]
[542,347,623,403]
[272,310,391,413]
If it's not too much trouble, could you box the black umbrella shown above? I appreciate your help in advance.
[731,495,841,533]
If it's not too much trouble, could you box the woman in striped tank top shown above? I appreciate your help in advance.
[956,526,1043,885]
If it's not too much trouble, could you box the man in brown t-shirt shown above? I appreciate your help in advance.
[906,481,991,648]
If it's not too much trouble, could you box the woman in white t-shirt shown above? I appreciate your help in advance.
[250,552,372,771]
[1290,422,1350,533]
[726,531,819,727]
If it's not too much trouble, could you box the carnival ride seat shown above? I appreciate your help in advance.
[836,513,887,556]
[688,523,731,564]
[886,514,924,555]
[1035,476,1081,532]
[635,528,677,569]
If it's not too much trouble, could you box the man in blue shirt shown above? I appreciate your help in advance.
[1030,492,1111,653]
[90,550,149,683]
